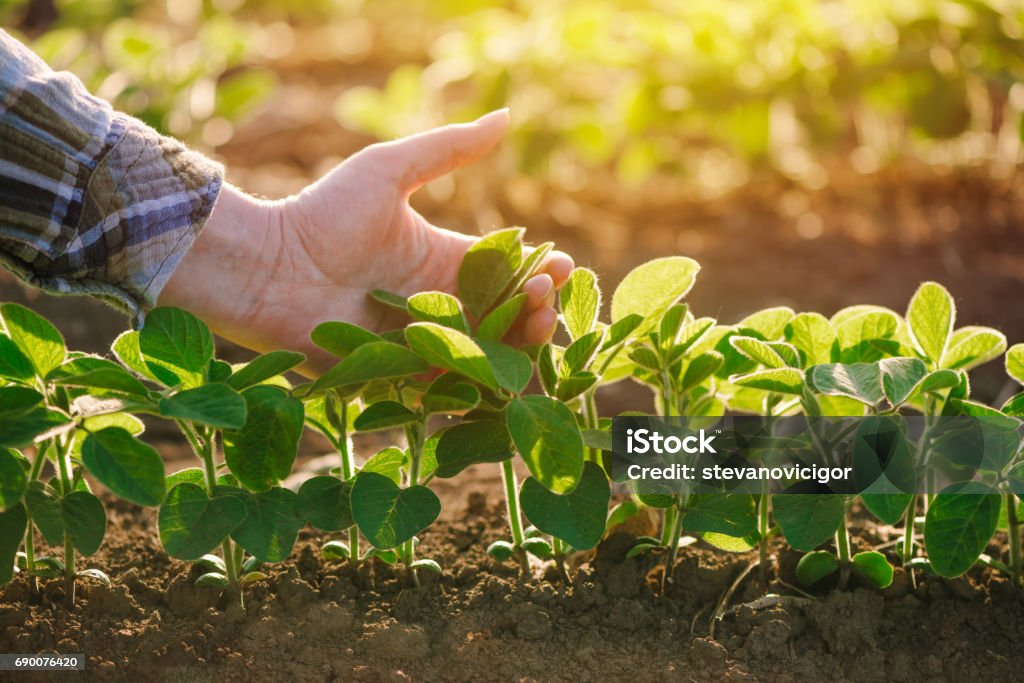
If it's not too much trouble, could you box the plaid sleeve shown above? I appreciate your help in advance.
[0,29,223,327]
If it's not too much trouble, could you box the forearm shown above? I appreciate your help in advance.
[0,29,223,326]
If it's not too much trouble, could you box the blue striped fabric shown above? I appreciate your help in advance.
[0,29,223,327]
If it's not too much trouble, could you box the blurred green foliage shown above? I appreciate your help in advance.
[1,0,279,147]
[342,0,1024,188]
[4,0,1023,187]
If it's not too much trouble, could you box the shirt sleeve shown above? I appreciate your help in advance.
[0,29,223,327]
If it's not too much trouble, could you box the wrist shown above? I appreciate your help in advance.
[161,183,282,338]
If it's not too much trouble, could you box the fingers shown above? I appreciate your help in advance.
[521,307,559,346]
[366,109,510,194]
[539,250,574,289]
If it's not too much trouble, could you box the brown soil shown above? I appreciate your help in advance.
[2,481,1022,682]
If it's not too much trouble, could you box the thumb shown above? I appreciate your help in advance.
[368,109,510,194]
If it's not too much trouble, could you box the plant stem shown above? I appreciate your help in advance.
[196,429,242,604]
[500,459,530,577]
[758,482,770,588]
[551,537,570,583]
[663,502,685,588]
[901,494,917,565]
[404,422,425,587]
[836,508,851,590]
[660,505,678,547]
[334,397,360,564]
[1007,494,1021,588]
[55,437,75,606]
[24,443,49,594]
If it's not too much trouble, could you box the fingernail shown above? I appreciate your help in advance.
[477,108,511,124]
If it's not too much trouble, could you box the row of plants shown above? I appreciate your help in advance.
[1,228,1022,607]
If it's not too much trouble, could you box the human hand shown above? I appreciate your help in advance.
[162,110,573,376]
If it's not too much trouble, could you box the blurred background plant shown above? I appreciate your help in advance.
[3,0,1024,405]
[3,0,1023,194]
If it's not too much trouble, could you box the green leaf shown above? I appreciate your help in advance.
[477,340,532,394]
[195,572,229,589]
[51,361,151,398]
[229,487,304,563]
[159,383,247,430]
[681,351,723,392]
[809,363,883,405]
[537,343,558,395]
[435,420,514,478]
[350,472,441,549]
[458,227,524,319]
[158,483,247,561]
[773,494,848,552]
[833,307,900,361]
[310,341,428,394]
[138,307,214,388]
[0,408,70,449]
[223,386,303,492]
[166,467,206,488]
[487,540,515,562]
[941,327,1006,371]
[1007,344,1024,385]
[227,351,305,390]
[683,494,757,538]
[0,336,34,382]
[561,331,603,378]
[555,372,597,401]
[421,375,480,414]
[62,490,106,556]
[729,336,787,368]
[0,449,27,511]
[24,482,62,546]
[499,241,554,304]
[520,462,610,550]
[906,282,955,366]
[477,293,527,342]
[369,289,408,312]
[82,428,165,507]
[0,386,42,417]
[111,330,160,383]
[310,322,383,359]
[408,292,470,333]
[602,314,645,350]
[521,537,554,559]
[796,550,839,586]
[507,396,584,494]
[702,532,756,553]
[409,558,442,574]
[0,503,27,585]
[27,484,108,556]
[878,357,928,406]
[209,359,233,383]
[785,312,836,367]
[362,447,407,484]
[297,476,354,531]
[658,304,689,350]
[321,541,351,561]
[732,367,805,395]
[861,494,913,525]
[353,400,418,432]
[852,551,894,588]
[405,323,498,390]
[738,307,795,340]
[560,268,601,340]
[1,303,65,377]
[611,257,700,326]
[1003,391,1024,417]
[924,484,1000,577]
